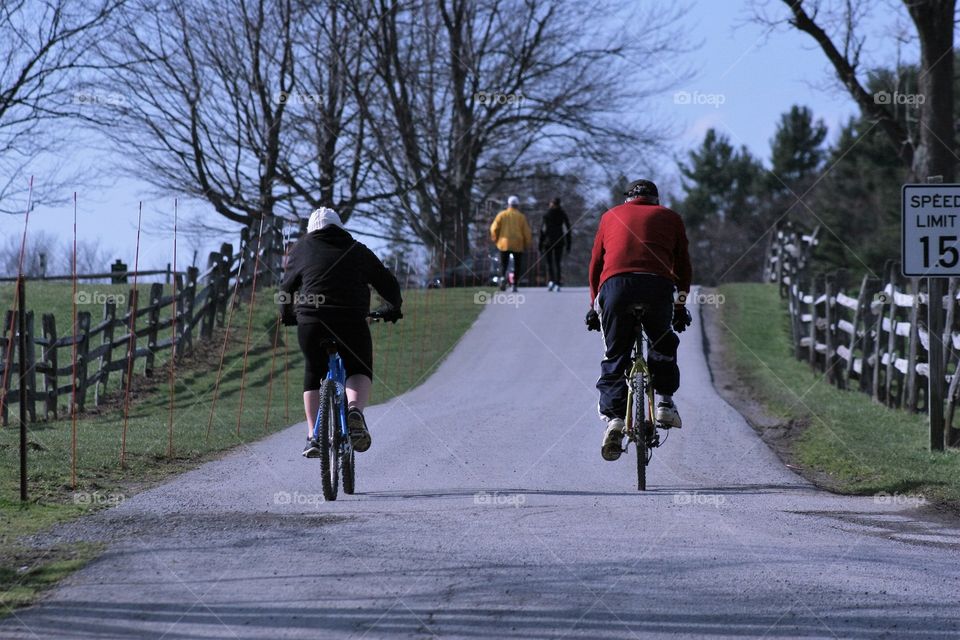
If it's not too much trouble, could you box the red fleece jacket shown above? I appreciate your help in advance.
[588,200,692,305]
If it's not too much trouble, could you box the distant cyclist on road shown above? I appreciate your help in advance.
[585,179,692,461]
[490,195,532,292]
[279,207,402,458]
[539,197,572,292]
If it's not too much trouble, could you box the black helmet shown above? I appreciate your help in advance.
[623,179,658,200]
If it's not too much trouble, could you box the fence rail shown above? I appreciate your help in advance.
[0,220,286,426]
[765,223,960,445]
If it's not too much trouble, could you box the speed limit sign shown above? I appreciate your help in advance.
[902,184,960,276]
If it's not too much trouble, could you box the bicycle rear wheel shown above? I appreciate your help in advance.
[342,446,355,494]
[634,372,648,491]
[318,379,339,501]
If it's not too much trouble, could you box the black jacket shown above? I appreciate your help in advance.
[279,226,402,323]
[539,206,571,252]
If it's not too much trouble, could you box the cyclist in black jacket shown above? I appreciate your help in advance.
[539,198,572,291]
[279,207,402,457]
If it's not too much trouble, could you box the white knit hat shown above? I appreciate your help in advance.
[307,207,343,232]
[507,195,520,207]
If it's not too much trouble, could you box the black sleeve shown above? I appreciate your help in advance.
[562,208,572,250]
[361,245,403,309]
[278,242,302,319]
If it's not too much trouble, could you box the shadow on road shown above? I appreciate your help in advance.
[358,483,814,501]
[13,599,959,639]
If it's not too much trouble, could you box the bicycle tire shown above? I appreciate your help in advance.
[634,370,647,491]
[342,445,355,494]
[318,379,339,501]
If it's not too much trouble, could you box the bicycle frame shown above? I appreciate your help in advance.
[624,337,655,442]
[313,347,350,449]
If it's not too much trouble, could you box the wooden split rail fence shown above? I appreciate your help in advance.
[0,220,287,426]
[766,224,960,444]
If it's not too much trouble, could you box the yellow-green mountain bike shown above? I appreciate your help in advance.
[623,304,671,491]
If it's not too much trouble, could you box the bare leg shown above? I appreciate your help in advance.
[345,374,372,412]
[303,390,319,437]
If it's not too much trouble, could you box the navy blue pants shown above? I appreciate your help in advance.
[596,274,680,420]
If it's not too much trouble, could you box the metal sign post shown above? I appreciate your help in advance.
[903,182,959,451]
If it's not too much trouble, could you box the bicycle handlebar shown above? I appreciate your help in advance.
[368,308,403,323]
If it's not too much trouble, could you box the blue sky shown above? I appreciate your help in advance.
[1,0,913,271]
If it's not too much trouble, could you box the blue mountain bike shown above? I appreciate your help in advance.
[315,310,395,501]
[315,338,353,501]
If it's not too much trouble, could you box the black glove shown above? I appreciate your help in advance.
[281,312,298,327]
[372,305,403,323]
[585,309,601,332]
[672,305,692,333]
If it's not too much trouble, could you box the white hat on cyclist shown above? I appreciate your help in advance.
[507,195,520,208]
[307,207,343,232]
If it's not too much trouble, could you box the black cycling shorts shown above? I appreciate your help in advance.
[297,317,373,391]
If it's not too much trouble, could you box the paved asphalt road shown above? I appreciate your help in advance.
[3,288,960,639]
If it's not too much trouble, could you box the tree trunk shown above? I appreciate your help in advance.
[908,0,956,182]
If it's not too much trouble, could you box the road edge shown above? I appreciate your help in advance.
[697,287,842,492]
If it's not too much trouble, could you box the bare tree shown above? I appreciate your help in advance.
[0,232,108,277]
[351,0,689,263]
[759,0,955,181]
[0,0,126,214]
[94,0,397,237]
[94,0,296,228]
[70,238,109,275]
[277,1,396,221]
[0,230,59,277]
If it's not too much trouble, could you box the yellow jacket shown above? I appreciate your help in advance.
[490,207,532,252]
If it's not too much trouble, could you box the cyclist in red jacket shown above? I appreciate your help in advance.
[586,179,693,461]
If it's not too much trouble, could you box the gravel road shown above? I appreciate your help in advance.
[2,287,959,639]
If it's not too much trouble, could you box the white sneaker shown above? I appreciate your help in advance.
[601,418,625,461]
[555,285,562,292]
[547,281,555,291]
[655,402,682,428]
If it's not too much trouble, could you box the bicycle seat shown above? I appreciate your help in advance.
[321,340,339,355]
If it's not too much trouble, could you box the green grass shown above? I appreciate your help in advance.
[0,540,102,610]
[717,282,960,506]
[0,283,483,613]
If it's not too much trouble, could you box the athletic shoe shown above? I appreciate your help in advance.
[498,279,507,292]
[302,438,321,458]
[655,401,682,428]
[555,285,562,293]
[547,281,555,291]
[512,285,519,293]
[347,408,372,452]
[601,418,625,461]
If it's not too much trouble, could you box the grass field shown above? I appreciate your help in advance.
[0,282,484,612]
[717,283,960,508]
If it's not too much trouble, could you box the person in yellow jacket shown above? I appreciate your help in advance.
[490,195,532,292]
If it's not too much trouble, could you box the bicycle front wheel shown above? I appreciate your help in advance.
[318,379,340,501]
[634,372,648,491]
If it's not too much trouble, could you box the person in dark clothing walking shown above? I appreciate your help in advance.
[279,207,402,458]
[539,198,572,291]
